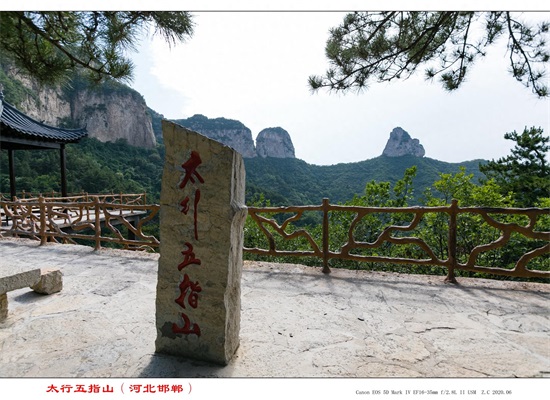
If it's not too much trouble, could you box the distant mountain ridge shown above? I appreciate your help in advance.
[149,113,486,205]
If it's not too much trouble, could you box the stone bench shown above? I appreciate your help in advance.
[0,267,63,321]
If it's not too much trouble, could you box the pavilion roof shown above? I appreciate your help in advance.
[0,94,87,146]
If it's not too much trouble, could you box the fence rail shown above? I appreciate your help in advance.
[1,191,149,205]
[2,195,548,282]
[1,194,160,251]
[244,198,550,282]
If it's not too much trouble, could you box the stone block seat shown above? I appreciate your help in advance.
[0,266,62,321]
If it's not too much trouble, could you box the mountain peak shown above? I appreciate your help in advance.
[256,127,295,158]
[382,127,425,157]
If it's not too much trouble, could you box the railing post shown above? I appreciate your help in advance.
[8,149,16,200]
[39,196,47,245]
[445,199,459,284]
[94,197,101,250]
[60,144,67,197]
[322,198,331,274]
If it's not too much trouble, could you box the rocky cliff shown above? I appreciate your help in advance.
[256,127,295,158]
[70,88,156,148]
[13,73,72,127]
[382,127,425,157]
[1,67,156,148]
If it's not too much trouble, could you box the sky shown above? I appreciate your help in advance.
[9,1,547,166]
[128,10,549,166]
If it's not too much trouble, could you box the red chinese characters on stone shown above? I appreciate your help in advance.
[192,189,200,240]
[180,197,190,214]
[179,189,200,240]
[172,270,202,336]
[172,150,204,338]
[177,242,201,270]
[179,151,203,241]
[179,150,204,189]
[172,312,201,337]
[174,272,202,335]
[175,273,202,309]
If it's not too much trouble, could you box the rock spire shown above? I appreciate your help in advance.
[382,127,425,157]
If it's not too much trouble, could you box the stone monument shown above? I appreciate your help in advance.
[155,120,247,365]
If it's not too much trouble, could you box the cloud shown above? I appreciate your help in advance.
[130,12,549,165]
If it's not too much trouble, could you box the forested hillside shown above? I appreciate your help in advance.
[0,138,165,202]
[1,135,484,207]
[244,155,485,205]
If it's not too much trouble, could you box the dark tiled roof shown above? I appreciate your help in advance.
[0,96,87,143]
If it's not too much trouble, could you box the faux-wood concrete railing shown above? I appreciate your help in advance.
[0,194,160,251]
[244,198,550,282]
[2,195,548,281]
[1,192,150,205]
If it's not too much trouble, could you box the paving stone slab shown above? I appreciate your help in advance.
[0,237,548,378]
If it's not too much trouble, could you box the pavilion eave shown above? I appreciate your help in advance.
[0,92,87,198]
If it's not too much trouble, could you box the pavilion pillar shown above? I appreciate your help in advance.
[60,144,67,197]
[8,149,16,200]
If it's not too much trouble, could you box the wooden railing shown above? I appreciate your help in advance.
[244,199,550,282]
[2,195,548,282]
[4,192,150,205]
[0,194,160,251]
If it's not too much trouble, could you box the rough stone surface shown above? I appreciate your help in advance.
[155,121,247,365]
[255,127,296,158]
[382,127,425,157]
[174,114,257,158]
[31,269,63,295]
[0,268,41,294]
[0,238,549,378]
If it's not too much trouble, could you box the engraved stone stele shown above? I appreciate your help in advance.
[155,120,247,365]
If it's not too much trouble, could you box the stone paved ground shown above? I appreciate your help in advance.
[0,237,548,378]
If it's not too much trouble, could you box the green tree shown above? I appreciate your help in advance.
[421,169,522,269]
[0,11,194,84]
[309,12,549,97]
[326,167,418,264]
[479,126,549,206]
